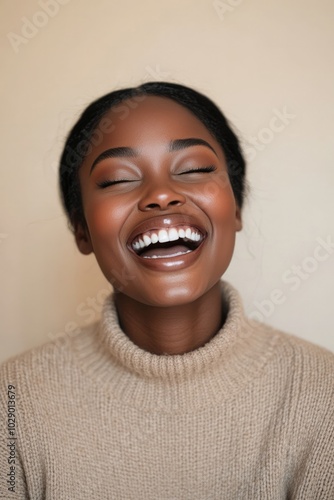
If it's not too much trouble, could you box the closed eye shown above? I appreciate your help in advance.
[178,165,216,175]
[97,179,136,188]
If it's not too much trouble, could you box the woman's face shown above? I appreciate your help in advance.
[77,96,241,307]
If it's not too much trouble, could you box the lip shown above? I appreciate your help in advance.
[129,237,206,271]
[126,213,208,271]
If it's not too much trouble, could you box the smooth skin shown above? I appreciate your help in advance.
[75,96,242,355]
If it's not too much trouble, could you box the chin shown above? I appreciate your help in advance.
[119,275,222,308]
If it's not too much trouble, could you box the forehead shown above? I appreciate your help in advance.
[92,95,223,155]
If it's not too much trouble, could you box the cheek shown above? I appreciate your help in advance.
[199,184,238,267]
[84,196,127,243]
[86,207,114,242]
[83,201,127,281]
[197,180,238,229]
[82,210,125,277]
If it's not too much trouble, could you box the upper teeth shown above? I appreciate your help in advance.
[132,227,202,251]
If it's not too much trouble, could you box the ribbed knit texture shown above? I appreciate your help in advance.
[1,281,333,499]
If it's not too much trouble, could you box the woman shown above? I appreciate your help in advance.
[1,82,333,499]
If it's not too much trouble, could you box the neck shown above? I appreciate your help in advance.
[114,282,227,355]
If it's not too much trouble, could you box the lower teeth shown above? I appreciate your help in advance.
[142,250,192,259]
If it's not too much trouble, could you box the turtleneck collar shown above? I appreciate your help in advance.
[71,281,279,409]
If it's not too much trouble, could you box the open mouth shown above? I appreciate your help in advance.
[130,226,205,259]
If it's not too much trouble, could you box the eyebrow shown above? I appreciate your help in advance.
[89,138,218,174]
[168,138,218,157]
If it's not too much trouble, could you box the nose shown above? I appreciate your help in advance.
[138,180,186,212]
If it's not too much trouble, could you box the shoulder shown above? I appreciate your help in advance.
[251,320,334,413]
[223,280,334,387]
[260,326,334,495]
[0,322,98,395]
[255,319,334,376]
[249,316,333,362]
[267,322,334,372]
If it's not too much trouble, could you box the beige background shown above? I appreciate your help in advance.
[1,0,334,364]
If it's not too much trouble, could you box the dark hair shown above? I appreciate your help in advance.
[59,81,246,231]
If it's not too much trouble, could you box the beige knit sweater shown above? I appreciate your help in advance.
[1,282,333,499]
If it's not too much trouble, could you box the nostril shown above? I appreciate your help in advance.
[144,199,182,210]
[146,203,160,209]
[138,188,186,212]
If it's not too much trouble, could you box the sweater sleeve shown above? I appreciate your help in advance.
[0,363,29,499]
[287,341,334,500]
[290,403,334,499]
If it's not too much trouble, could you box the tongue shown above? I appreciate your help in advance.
[141,244,191,258]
